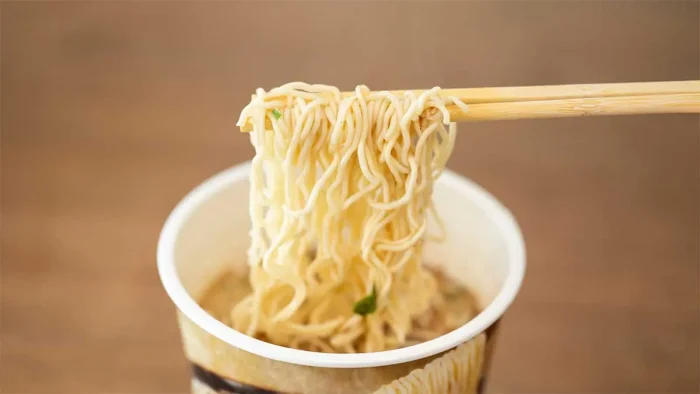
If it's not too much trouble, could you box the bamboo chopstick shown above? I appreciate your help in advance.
[358,80,700,104]
[239,81,700,132]
[445,93,700,122]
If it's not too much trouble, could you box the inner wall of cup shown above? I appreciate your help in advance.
[173,179,251,299]
[173,175,510,310]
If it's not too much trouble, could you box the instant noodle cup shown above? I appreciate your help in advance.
[158,162,525,394]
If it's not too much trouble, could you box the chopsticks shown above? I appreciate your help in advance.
[239,80,700,132]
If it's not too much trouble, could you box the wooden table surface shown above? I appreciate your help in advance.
[2,2,698,393]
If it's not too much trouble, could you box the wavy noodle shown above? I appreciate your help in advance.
[233,83,464,353]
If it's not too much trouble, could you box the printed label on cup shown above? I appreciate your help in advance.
[181,311,499,394]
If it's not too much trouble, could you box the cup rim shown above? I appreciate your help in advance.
[157,161,526,368]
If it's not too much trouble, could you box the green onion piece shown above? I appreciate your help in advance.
[353,286,377,316]
[272,109,282,119]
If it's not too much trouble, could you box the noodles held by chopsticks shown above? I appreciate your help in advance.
[233,83,465,353]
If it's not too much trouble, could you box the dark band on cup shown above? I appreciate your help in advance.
[192,363,286,394]
[477,318,502,394]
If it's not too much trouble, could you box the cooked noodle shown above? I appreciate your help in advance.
[233,83,464,353]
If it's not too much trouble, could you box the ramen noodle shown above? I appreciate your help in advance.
[234,83,468,353]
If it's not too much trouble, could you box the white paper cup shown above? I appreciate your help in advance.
[158,161,525,394]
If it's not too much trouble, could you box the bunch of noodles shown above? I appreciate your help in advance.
[233,83,466,353]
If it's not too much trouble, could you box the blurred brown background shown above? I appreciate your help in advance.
[2,1,698,393]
